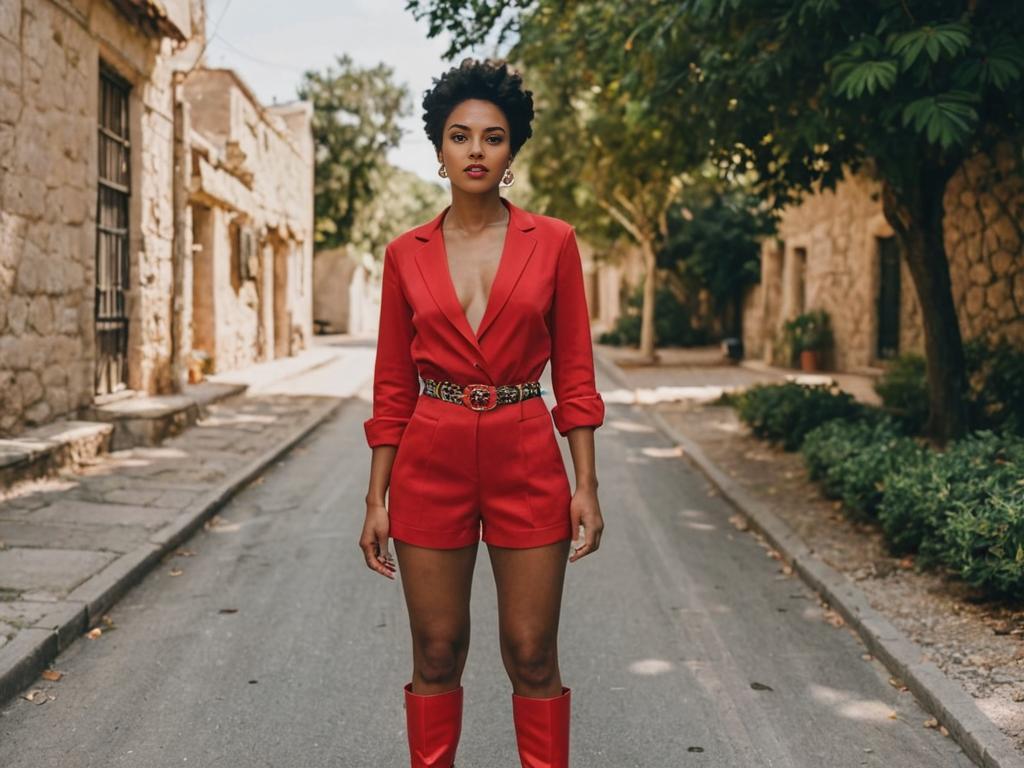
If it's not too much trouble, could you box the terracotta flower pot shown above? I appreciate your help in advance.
[800,349,820,372]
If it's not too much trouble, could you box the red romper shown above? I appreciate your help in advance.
[363,199,605,549]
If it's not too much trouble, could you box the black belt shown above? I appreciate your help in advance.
[422,378,542,412]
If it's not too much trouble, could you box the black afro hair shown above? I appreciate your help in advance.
[422,58,534,157]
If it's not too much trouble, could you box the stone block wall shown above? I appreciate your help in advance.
[743,142,1023,372]
[944,143,1024,345]
[1,1,199,437]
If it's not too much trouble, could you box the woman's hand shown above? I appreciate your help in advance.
[568,485,603,562]
[360,500,396,579]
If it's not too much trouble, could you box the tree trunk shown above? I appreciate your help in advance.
[880,166,967,444]
[638,236,658,362]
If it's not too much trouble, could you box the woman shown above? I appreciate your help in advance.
[360,58,605,768]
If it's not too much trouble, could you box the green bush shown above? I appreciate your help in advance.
[597,282,708,347]
[874,354,929,434]
[874,340,1024,436]
[943,483,1024,599]
[736,382,861,451]
[965,337,1024,437]
[878,432,1024,566]
[802,416,922,517]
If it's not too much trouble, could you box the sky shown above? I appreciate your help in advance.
[201,0,469,182]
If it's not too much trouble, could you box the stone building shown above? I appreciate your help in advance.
[741,144,1024,371]
[184,68,313,373]
[0,0,314,438]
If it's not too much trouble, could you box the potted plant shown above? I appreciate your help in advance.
[783,310,833,372]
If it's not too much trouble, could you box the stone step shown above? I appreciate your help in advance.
[0,421,114,492]
[78,382,247,451]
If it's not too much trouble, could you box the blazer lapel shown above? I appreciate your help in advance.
[410,199,538,357]
[413,210,484,357]
[474,202,536,341]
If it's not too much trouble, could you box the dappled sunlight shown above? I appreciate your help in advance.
[683,521,718,531]
[629,658,676,676]
[808,683,897,723]
[601,387,640,404]
[199,413,279,427]
[600,385,740,406]
[680,508,709,518]
[605,419,657,433]
[641,446,685,459]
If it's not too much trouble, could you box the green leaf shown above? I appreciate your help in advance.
[890,23,971,70]
[832,59,898,99]
[901,90,980,149]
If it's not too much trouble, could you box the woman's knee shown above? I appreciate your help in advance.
[503,635,558,687]
[414,634,469,684]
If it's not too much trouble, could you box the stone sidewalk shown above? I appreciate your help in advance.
[0,339,370,705]
[593,347,1024,768]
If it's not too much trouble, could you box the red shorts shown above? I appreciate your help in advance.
[387,393,573,549]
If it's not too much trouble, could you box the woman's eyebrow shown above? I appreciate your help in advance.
[447,124,507,132]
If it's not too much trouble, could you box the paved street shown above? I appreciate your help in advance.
[0,351,970,767]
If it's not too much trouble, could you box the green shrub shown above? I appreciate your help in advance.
[802,416,921,517]
[873,340,1024,437]
[874,354,929,434]
[943,484,1024,599]
[597,282,708,347]
[877,432,1024,565]
[736,382,861,451]
[965,337,1024,437]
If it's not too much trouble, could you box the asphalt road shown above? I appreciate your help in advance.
[0,351,971,767]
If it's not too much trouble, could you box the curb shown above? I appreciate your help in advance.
[0,396,344,707]
[593,351,1024,768]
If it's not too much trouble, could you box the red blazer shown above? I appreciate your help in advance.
[363,199,605,448]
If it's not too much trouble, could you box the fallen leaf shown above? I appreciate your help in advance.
[219,608,238,614]
[41,669,63,682]
[781,564,793,576]
[897,556,914,569]
[823,608,845,628]
[750,681,774,691]
[86,627,102,639]
[174,548,196,558]
[169,568,183,577]
[728,514,749,532]
[887,711,898,720]
[20,689,43,702]
[923,718,939,729]
[939,725,949,737]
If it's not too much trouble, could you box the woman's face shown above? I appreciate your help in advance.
[438,99,512,194]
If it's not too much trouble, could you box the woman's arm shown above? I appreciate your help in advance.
[360,245,418,578]
[549,227,606,562]
[565,425,602,562]
[362,445,398,579]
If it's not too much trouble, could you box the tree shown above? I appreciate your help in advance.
[634,0,1024,443]
[661,184,775,338]
[410,1,700,361]
[297,55,409,250]
[408,0,1024,443]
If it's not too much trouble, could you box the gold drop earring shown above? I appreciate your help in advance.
[438,162,448,179]
[501,166,515,187]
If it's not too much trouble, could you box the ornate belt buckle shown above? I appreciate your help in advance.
[462,384,497,411]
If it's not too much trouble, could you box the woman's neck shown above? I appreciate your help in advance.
[445,188,508,235]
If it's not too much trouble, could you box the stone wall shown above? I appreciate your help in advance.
[0,0,197,436]
[944,143,1024,345]
[743,143,1023,372]
[183,70,313,373]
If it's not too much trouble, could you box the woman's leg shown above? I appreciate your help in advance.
[395,540,479,693]
[487,539,570,697]
[489,539,573,767]
[395,540,478,767]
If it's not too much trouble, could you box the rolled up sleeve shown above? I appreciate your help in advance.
[549,227,605,436]
[363,246,420,448]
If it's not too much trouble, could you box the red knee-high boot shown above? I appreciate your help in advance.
[511,686,571,768]
[404,682,464,767]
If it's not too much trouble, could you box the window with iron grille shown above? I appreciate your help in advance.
[95,65,131,395]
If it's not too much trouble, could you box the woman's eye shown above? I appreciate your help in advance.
[451,134,466,142]
[486,136,503,144]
